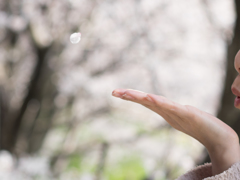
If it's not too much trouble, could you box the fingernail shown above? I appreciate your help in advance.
[146,94,154,102]
[122,94,134,100]
[112,91,122,98]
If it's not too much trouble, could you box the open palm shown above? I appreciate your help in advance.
[112,88,240,176]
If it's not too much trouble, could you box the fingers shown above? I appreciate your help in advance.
[112,89,185,113]
[112,88,190,133]
[112,89,151,105]
[112,88,170,118]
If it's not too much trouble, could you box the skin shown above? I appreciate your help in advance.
[112,50,240,176]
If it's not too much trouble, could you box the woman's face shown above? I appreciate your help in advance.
[231,50,240,109]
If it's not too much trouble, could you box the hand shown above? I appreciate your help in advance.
[112,89,240,176]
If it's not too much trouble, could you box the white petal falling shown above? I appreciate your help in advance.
[70,32,81,44]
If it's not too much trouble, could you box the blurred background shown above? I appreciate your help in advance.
[0,0,240,179]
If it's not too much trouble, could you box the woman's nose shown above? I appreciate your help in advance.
[232,75,240,91]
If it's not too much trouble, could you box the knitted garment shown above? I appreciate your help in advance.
[176,161,240,180]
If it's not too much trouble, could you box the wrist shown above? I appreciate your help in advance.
[207,134,240,176]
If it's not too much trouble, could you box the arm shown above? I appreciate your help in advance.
[112,89,240,177]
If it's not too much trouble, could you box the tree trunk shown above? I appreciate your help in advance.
[1,25,55,154]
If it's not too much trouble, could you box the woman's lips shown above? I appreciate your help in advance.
[234,96,240,107]
[231,87,240,106]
